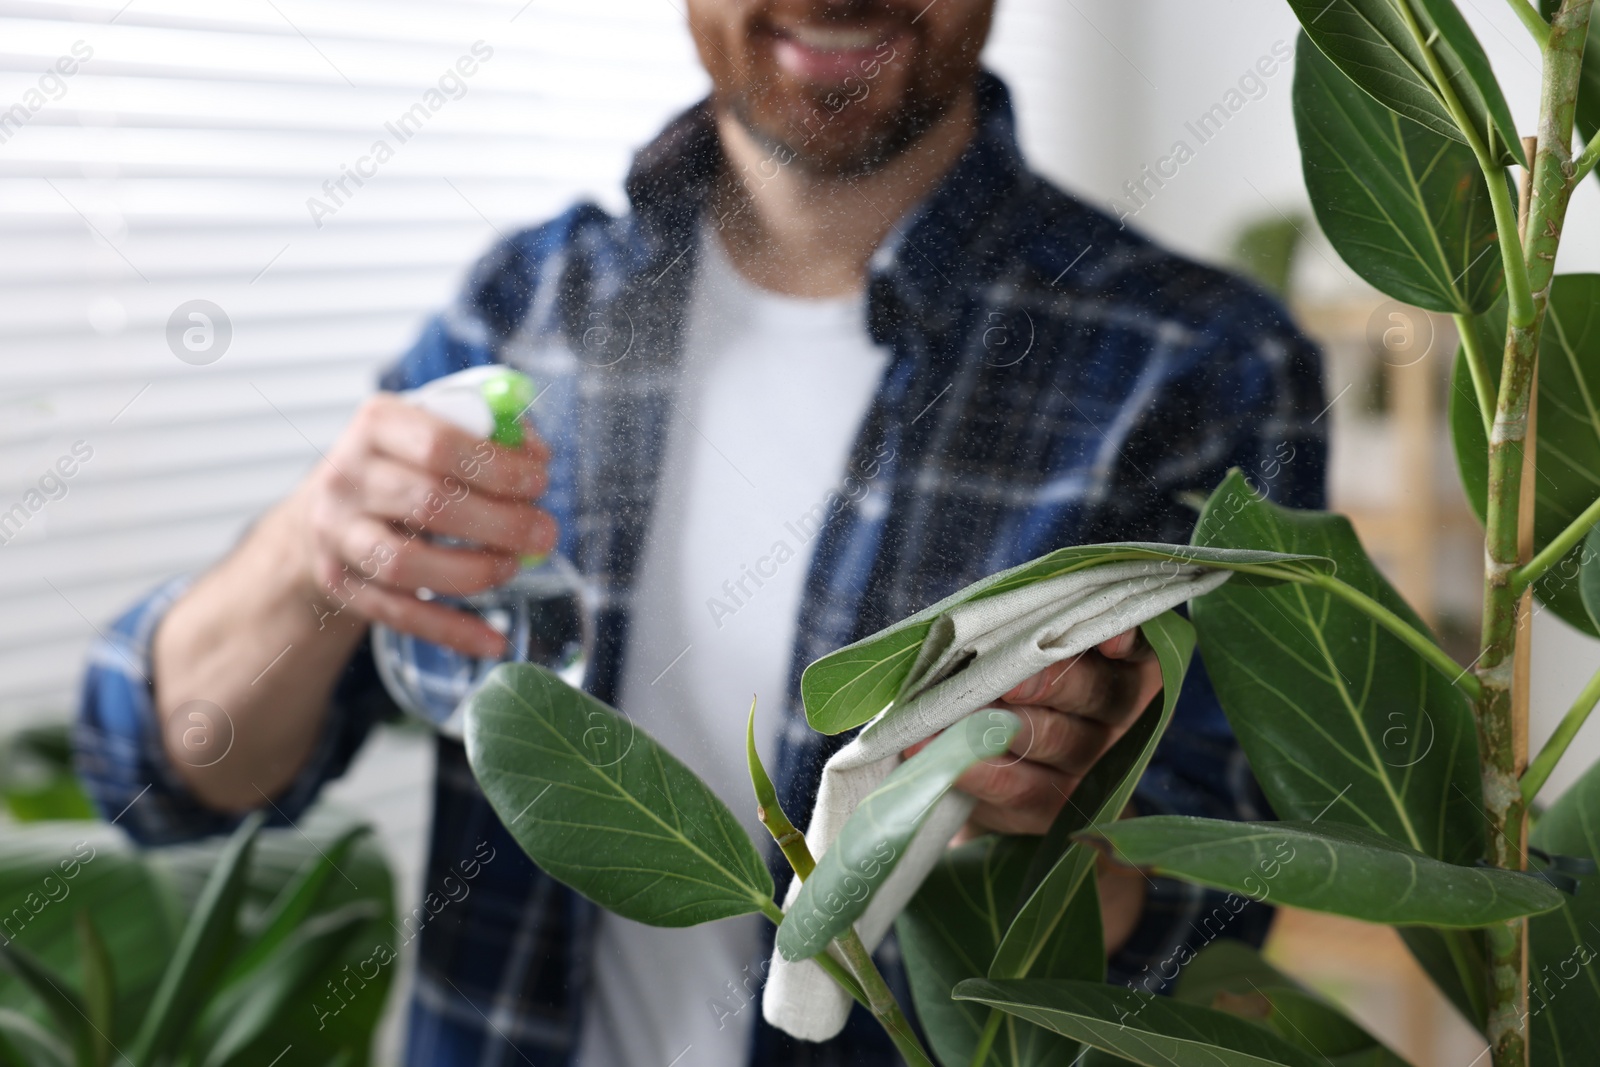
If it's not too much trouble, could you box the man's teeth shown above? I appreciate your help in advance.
[789,24,882,51]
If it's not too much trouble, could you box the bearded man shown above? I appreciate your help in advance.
[78,1,1325,1062]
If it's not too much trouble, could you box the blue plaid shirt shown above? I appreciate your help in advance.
[76,73,1326,1065]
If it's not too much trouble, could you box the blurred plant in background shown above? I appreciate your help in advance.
[1,726,92,824]
[0,729,395,1067]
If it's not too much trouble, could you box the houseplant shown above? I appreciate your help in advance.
[0,809,395,1066]
[460,2,1600,1065]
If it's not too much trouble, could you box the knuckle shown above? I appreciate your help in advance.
[371,536,413,583]
[419,426,456,471]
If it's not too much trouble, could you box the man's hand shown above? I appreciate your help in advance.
[901,629,1163,952]
[903,628,1164,836]
[294,393,557,656]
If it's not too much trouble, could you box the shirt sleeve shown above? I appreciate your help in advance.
[73,577,399,846]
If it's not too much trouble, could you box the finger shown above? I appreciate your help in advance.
[327,515,521,597]
[998,704,1117,779]
[350,582,508,658]
[360,455,556,557]
[1096,627,1154,661]
[955,758,1076,836]
[363,394,548,500]
[519,420,552,463]
[1004,654,1152,726]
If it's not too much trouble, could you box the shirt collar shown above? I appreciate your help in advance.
[623,71,1028,304]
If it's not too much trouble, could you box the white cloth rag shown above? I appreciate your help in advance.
[761,559,1231,1041]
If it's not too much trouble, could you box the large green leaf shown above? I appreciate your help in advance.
[464,663,774,927]
[129,812,264,1065]
[1450,277,1600,637]
[953,978,1320,1067]
[1287,0,1526,166]
[1175,941,1410,1064]
[1190,471,1491,1019]
[1527,753,1600,1064]
[801,544,1332,735]
[897,836,1099,1067]
[989,612,1195,979]
[1086,816,1560,926]
[776,710,1020,961]
[1190,470,1484,863]
[1294,32,1506,313]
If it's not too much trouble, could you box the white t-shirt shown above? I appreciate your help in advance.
[574,228,889,1067]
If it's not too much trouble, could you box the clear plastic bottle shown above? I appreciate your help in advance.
[369,367,594,737]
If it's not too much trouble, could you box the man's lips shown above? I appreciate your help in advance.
[769,22,904,82]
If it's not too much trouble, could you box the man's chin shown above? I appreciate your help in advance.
[728,93,949,179]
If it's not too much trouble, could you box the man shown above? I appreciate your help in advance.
[77,0,1325,1062]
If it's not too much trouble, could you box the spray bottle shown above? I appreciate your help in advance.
[370,366,593,737]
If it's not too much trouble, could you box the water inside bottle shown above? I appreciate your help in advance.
[372,554,593,735]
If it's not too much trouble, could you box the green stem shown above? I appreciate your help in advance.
[1484,155,1538,329]
[1514,493,1600,589]
[1504,0,1555,46]
[1456,312,1499,439]
[1478,6,1594,1063]
[969,1008,1003,1067]
[759,901,869,1009]
[1522,663,1600,804]
[1305,574,1480,701]
[836,929,936,1067]
[748,700,817,880]
[749,709,929,1064]
[1575,127,1600,184]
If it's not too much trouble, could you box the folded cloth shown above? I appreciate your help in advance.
[762,558,1231,1041]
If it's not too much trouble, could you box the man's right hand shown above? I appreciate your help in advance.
[294,392,558,657]
[152,389,558,812]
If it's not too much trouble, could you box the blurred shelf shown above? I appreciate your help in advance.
[1266,909,1487,1067]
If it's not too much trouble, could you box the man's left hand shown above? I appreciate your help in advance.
[903,628,1164,836]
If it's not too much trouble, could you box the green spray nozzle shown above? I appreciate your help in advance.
[482,368,537,448]
[480,369,547,568]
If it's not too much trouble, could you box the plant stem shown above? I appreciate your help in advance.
[1514,493,1600,589]
[758,900,870,1009]
[748,700,817,881]
[748,709,930,1064]
[1479,6,1594,1064]
[1306,574,1480,701]
[1456,312,1499,438]
[969,1008,1003,1067]
[1504,0,1555,46]
[835,928,936,1067]
[1575,127,1600,184]
[1522,663,1600,804]
[1484,156,1538,330]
